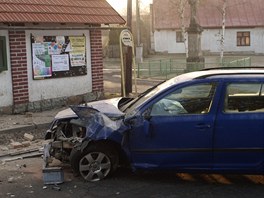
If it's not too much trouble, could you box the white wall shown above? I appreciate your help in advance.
[154,30,185,53]
[201,28,264,54]
[26,30,92,102]
[250,28,264,54]
[0,30,13,107]
[154,28,264,54]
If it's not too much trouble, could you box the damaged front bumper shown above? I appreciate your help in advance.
[43,105,129,167]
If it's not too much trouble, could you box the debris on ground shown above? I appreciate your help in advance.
[21,141,31,147]
[8,134,35,150]
[10,141,23,149]
[0,148,42,162]
[8,177,14,183]
[0,146,9,151]
[52,185,61,191]
[43,167,64,185]
[0,139,47,163]
[0,131,48,163]
[23,133,34,141]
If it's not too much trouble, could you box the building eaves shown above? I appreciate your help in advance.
[0,0,125,25]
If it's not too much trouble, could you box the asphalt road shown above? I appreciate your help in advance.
[0,157,263,198]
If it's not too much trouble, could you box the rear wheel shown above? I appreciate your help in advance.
[78,144,119,181]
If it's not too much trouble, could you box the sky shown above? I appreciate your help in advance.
[107,0,153,15]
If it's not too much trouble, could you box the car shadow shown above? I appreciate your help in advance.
[113,167,264,185]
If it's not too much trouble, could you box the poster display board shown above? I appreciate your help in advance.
[31,35,87,79]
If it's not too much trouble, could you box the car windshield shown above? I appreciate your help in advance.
[121,76,182,114]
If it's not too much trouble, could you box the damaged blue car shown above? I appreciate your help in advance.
[45,68,264,181]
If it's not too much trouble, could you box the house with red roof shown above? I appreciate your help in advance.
[0,0,125,113]
[152,0,264,55]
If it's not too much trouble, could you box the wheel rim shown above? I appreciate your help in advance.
[79,152,111,181]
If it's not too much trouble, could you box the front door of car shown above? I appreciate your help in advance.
[214,81,264,172]
[128,82,220,170]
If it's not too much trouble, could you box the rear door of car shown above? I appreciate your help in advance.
[214,78,264,173]
[128,80,221,170]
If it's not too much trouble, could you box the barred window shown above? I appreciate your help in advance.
[237,32,250,46]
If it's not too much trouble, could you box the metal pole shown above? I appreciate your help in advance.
[132,41,138,95]
[126,0,133,95]
[137,62,140,78]
[119,33,126,97]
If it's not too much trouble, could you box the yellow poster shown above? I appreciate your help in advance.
[69,36,86,54]
[69,36,86,66]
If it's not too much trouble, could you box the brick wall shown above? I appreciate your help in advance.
[9,30,29,105]
[90,29,104,92]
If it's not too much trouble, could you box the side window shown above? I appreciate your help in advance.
[237,32,250,46]
[151,83,217,116]
[176,31,184,43]
[0,36,8,72]
[224,83,264,113]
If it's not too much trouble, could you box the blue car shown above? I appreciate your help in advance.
[45,68,264,181]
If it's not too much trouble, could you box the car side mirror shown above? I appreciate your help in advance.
[143,107,152,121]
[124,115,137,125]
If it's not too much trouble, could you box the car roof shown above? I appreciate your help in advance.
[179,68,264,80]
[133,68,264,111]
[160,68,264,90]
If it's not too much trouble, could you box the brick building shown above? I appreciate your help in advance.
[0,0,125,114]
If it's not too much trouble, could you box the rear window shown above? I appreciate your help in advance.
[224,83,264,113]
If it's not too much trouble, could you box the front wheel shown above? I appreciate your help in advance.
[78,144,119,181]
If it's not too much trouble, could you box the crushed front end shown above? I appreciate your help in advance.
[43,104,128,171]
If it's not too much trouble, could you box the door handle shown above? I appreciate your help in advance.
[195,124,211,129]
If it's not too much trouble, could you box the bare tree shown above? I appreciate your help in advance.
[219,0,227,63]
[170,0,189,58]
[217,0,247,63]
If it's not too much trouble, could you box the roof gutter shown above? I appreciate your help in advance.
[0,25,127,30]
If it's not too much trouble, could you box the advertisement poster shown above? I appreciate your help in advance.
[31,35,87,79]
[32,43,52,78]
[69,36,85,53]
[47,41,62,55]
[52,54,70,71]
[70,54,86,67]
[69,36,86,66]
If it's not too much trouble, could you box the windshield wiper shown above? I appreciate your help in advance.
[137,80,166,98]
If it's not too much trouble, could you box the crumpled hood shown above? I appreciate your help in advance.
[55,97,124,119]
[70,106,129,139]
[88,97,125,118]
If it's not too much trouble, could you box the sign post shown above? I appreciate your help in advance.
[119,29,137,96]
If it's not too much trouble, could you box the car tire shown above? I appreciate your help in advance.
[72,143,119,182]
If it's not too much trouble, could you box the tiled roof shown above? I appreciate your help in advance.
[0,0,125,24]
[153,0,264,29]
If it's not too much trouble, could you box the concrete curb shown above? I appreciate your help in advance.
[0,123,50,134]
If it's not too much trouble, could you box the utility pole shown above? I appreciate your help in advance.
[136,0,143,62]
[125,0,133,95]
[136,0,141,46]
